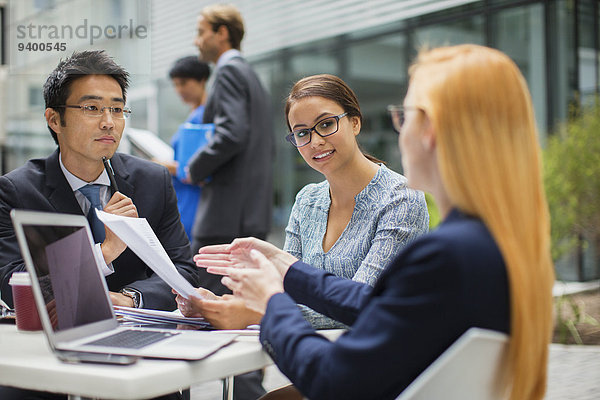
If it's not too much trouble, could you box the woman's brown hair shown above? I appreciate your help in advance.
[285,74,384,164]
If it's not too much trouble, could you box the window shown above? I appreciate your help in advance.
[28,86,43,108]
[414,16,484,48]
[491,3,548,140]
[346,33,408,174]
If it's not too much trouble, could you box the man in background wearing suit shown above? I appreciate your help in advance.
[0,50,200,312]
[187,4,273,400]
[188,4,274,295]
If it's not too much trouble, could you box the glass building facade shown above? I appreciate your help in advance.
[1,0,599,277]
[234,0,600,234]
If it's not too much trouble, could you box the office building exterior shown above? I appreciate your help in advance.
[1,0,598,277]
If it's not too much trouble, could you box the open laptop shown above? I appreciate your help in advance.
[11,209,235,361]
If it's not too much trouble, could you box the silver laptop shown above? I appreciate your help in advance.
[11,209,235,361]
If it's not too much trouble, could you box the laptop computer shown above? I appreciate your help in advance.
[11,209,235,361]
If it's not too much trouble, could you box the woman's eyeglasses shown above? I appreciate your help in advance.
[387,105,423,134]
[286,113,348,148]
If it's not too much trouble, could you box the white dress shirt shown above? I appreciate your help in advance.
[58,154,114,276]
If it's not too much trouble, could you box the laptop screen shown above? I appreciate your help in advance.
[21,223,114,333]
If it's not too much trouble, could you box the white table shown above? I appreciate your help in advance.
[0,323,272,399]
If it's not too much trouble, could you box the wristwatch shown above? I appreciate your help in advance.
[120,288,141,308]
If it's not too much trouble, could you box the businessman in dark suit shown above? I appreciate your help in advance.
[188,4,273,297]
[0,50,200,313]
[186,5,272,399]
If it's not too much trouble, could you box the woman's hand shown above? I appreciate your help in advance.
[194,237,297,278]
[174,288,262,329]
[208,249,285,314]
[191,294,262,329]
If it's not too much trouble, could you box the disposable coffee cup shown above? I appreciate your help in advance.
[9,272,42,331]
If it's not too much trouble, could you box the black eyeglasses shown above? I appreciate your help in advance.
[53,104,132,120]
[286,112,348,147]
[387,105,423,134]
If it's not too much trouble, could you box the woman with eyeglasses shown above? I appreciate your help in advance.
[194,45,554,400]
[176,74,428,329]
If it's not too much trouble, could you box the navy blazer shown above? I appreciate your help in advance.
[187,55,274,239]
[0,150,200,310]
[259,209,510,400]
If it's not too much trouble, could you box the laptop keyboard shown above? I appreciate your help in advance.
[85,329,179,349]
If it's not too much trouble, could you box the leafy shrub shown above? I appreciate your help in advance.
[544,99,600,263]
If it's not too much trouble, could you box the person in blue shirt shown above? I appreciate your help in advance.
[156,56,211,240]
[194,45,555,400]
[169,56,210,126]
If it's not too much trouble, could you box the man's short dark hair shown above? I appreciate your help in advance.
[169,56,211,82]
[43,50,130,144]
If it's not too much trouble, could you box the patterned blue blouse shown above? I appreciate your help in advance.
[283,164,429,328]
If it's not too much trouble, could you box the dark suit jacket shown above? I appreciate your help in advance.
[0,150,200,310]
[187,55,273,239]
[259,209,510,400]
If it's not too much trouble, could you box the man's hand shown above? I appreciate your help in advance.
[100,192,138,264]
[184,167,207,186]
[174,287,218,317]
[109,291,135,307]
[152,158,178,176]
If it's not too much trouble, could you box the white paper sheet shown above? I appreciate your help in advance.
[96,210,198,299]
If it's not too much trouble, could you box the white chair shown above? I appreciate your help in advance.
[396,328,509,400]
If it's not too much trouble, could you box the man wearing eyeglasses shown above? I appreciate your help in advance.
[0,50,200,317]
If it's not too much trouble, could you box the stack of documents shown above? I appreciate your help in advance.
[95,211,264,334]
[114,306,211,328]
[0,298,15,320]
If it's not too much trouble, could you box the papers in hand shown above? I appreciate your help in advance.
[96,210,199,299]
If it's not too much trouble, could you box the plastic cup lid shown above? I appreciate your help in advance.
[9,272,31,286]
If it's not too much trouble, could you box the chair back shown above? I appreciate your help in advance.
[396,328,509,400]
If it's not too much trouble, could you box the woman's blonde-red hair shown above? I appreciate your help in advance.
[409,44,554,399]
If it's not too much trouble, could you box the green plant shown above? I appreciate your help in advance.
[554,293,599,344]
[425,193,441,230]
[543,99,600,264]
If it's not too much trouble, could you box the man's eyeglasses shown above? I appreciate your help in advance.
[53,104,132,120]
[387,105,422,134]
[286,112,348,148]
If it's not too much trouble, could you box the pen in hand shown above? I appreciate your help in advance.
[102,156,119,194]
